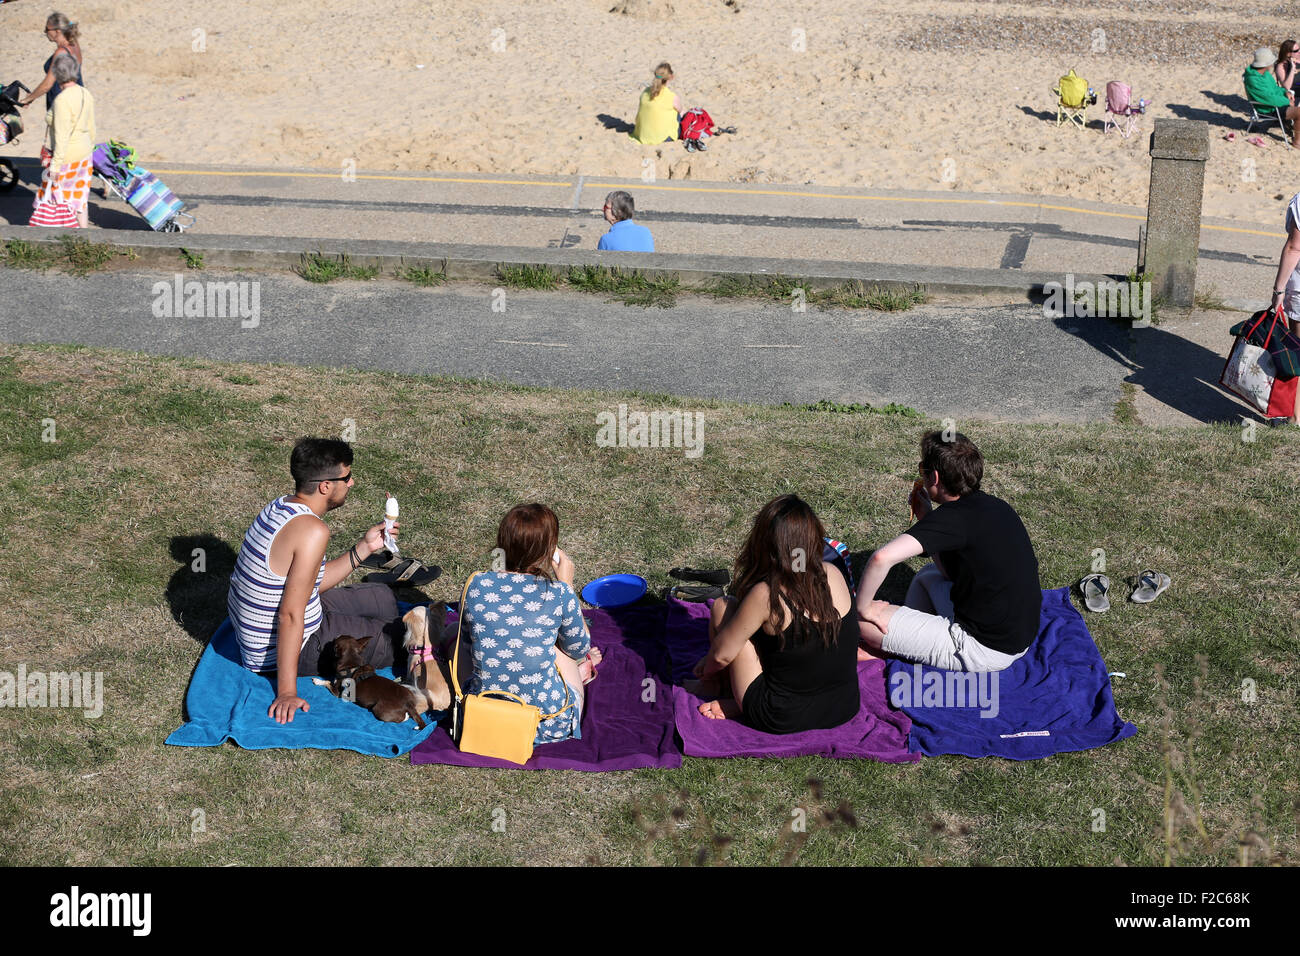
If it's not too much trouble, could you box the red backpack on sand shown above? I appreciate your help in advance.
[679,107,715,142]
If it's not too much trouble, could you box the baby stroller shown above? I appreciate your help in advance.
[92,139,195,232]
[0,80,30,193]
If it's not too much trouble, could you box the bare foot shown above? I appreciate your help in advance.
[698,698,740,720]
[579,647,603,684]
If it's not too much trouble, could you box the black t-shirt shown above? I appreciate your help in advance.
[907,490,1042,655]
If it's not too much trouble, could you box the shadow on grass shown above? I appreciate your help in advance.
[166,534,236,643]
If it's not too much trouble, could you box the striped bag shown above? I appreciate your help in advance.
[28,201,78,228]
[124,167,186,231]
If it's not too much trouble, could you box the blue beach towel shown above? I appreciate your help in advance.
[886,587,1137,759]
[165,618,438,757]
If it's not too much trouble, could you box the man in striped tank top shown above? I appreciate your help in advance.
[229,437,405,724]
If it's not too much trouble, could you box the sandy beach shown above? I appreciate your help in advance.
[0,0,1294,224]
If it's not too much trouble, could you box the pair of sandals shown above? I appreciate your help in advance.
[357,550,442,587]
[1078,570,1170,612]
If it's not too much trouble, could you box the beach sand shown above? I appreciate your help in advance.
[0,0,1293,224]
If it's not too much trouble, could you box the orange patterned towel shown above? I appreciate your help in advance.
[29,157,91,227]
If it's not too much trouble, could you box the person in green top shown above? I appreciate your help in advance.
[1244,46,1300,147]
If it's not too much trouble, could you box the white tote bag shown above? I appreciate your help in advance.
[1220,336,1277,414]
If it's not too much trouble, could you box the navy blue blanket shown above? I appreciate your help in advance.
[886,587,1137,759]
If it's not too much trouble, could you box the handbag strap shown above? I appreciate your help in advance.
[450,571,477,704]
[1245,305,1284,347]
[450,572,574,721]
[44,86,88,158]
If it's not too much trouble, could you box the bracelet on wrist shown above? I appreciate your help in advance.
[348,545,359,570]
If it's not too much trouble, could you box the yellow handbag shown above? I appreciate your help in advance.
[450,572,573,766]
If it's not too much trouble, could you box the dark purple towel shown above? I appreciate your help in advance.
[666,597,918,762]
[886,587,1138,759]
[409,604,683,771]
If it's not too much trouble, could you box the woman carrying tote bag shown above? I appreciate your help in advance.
[1263,191,1300,425]
[451,504,601,761]
[29,52,93,228]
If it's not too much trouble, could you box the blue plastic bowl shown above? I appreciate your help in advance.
[581,573,648,608]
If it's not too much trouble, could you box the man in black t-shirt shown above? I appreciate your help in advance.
[855,431,1042,671]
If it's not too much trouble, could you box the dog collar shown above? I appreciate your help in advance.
[416,646,435,662]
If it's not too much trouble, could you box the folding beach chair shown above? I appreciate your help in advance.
[1103,81,1145,138]
[1053,69,1094,129]
[1245,100,1291,145]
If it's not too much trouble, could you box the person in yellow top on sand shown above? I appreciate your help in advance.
[29,53,94,229]
[630,62,681,145]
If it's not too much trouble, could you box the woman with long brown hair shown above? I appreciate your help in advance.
[457,503,602,744]
[1276,39,1300,98]
[691,494,859,733]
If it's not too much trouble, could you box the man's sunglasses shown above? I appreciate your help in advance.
[305,471,352,487]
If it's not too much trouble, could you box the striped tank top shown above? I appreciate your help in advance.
[228,496,327,672]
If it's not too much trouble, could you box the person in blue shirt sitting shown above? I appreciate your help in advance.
[597,191,654,251]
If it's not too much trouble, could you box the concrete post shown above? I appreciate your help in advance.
[1140,118,1210,310]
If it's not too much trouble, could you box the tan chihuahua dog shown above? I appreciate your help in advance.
[401,604,452,713]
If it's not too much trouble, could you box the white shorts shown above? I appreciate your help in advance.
[881,563,1027,672]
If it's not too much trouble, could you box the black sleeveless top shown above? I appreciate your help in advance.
[44,49,84,111]
[741,609,860,735]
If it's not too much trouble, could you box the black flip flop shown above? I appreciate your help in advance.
[364,557,442,588]
[668,566,731,586]
[665,584,725,603]
[357,550,401,571]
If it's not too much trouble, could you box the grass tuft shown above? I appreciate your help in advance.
[1,239,55,270]
[397,265,448,288]
[496,263,560,290]
[57,235,124,276]
[566,265,678,308]
[820,281,929,311]
[1,236,129,276]
[1194,284,1227,312]
[1113,381,1140,426]
[704,274,804,302]
[296,252,380,283]
[783,399,922,417]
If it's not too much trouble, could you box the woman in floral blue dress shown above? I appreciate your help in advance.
[460,504,601,743]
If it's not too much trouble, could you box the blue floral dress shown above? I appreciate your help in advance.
[462,571,590,743]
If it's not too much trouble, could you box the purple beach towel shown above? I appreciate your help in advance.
[409,604,683,771]
[665,598,918,762]
[886,587,1137,759]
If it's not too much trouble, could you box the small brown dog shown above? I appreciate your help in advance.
[313,635,429,730]
[401,604,452,713]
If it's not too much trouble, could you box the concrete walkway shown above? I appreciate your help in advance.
[0,268,1255,429]
[0,159,1281,309]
